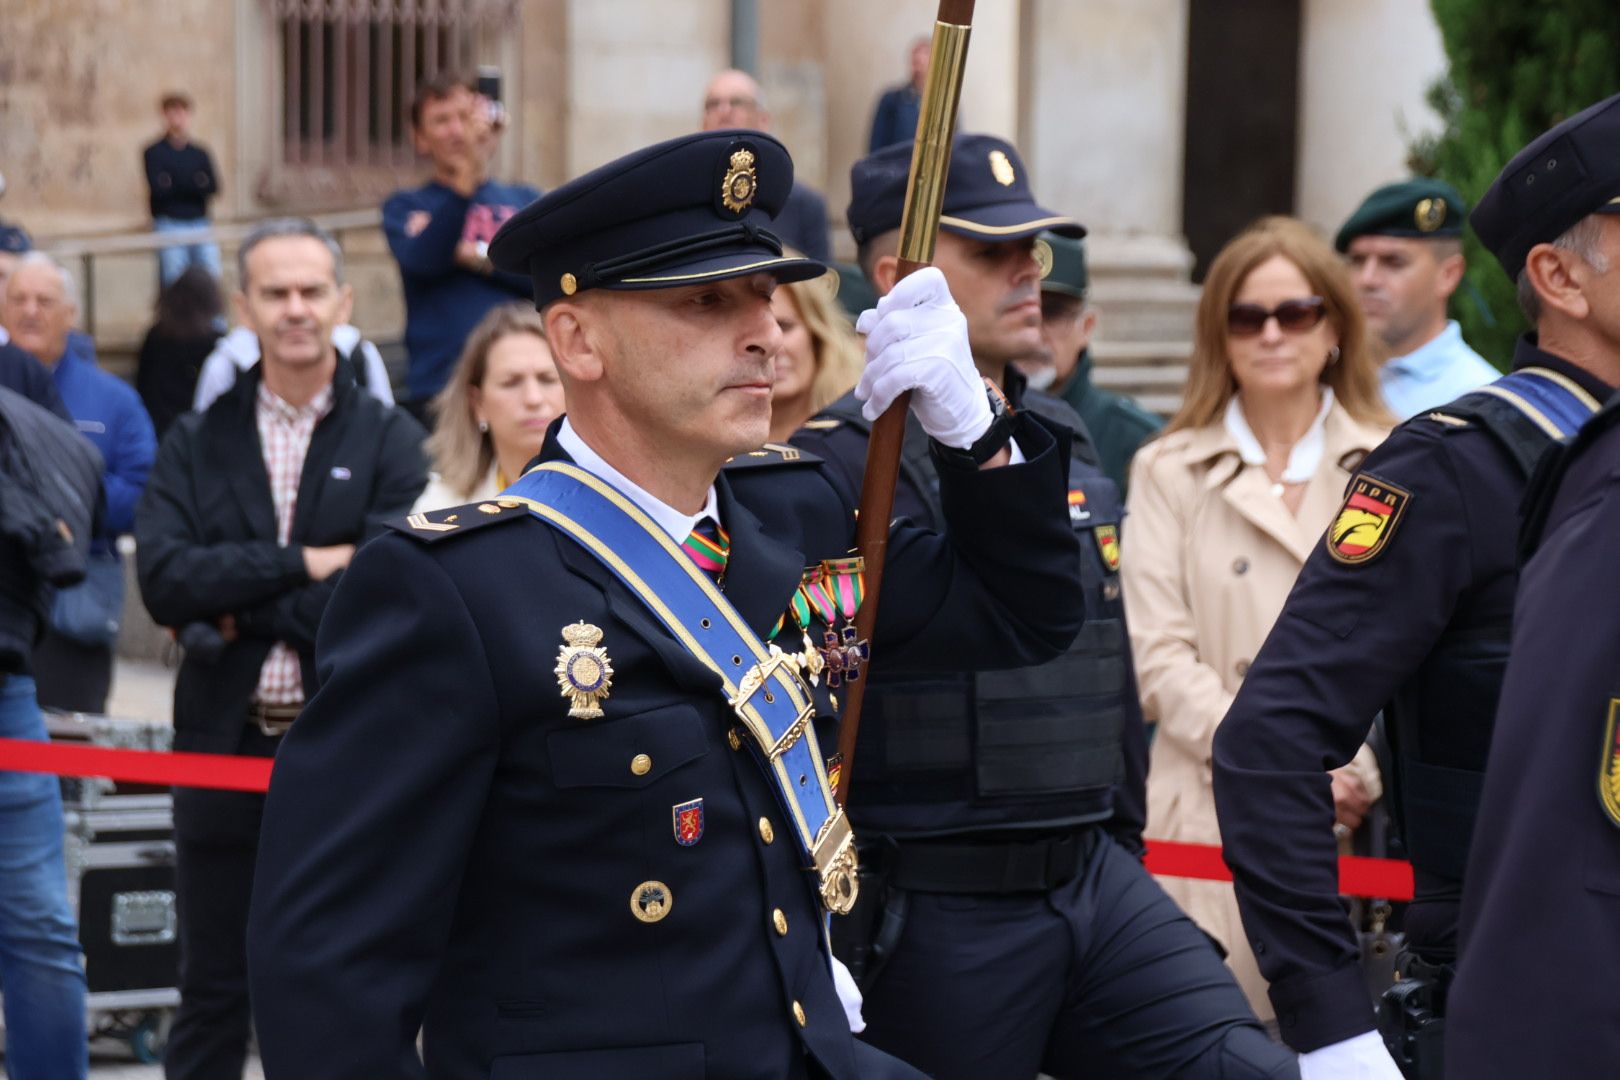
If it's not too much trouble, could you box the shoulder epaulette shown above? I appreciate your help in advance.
[723,442,822,470]
[800,418,842,431]
[386,498,531,543]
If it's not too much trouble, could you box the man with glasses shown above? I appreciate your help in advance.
[1336,179,1499,418]
[699,68,830,261]
[1212,96,1620,1078]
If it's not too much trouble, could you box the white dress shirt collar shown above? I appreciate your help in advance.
[555,418,721,542]
[1224,386,1336,485]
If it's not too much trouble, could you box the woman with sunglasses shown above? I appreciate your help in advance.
[1119,216,1393,1023]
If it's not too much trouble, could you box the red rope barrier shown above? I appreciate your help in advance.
[0,738,1416,899]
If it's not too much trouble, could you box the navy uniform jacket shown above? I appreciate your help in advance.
[1210,342,1613,1051]
[1447,391,1620,1078]
[246,415,1081,1080]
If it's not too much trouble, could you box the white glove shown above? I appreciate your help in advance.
[854,267,991,451]
[1298,1031,1404,1080]
[830,954,866,1033]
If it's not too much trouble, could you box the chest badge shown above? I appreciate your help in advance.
[673,798,705,846]
[1327,474,1411,565]
[630,880,673,924]
[1068,488,1091,525]
[1598,699,1620,831]
[555,621,614,719]
[1094,524,1121,571]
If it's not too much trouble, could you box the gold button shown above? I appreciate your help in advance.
[630,880,672,923]
[792,1000,807,1027]
[630,753,652,776]
[727,729,742,751]
[560,272,578,295]
[830,694,839,711]
[773,908,788,936]
[758,817,775,844]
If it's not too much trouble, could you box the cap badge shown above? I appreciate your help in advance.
[555,621,614,719]
[1033,238,1054,279]
[1414,197,1447,232]
[721,148,759,213]
[560,272,578,296]
[989,149,1016,187]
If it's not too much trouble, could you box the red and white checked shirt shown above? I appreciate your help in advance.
[254,381,334,706]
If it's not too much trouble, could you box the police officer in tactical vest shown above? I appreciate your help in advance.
[1211,96,1620,1079]
[793,134,1297,1080]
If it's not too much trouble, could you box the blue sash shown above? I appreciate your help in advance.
[502,462,858,915]
[1475,367,1602,438]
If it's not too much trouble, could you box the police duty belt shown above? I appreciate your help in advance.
[503,462,858,917]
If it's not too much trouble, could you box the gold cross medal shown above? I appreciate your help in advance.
[555,621,614,719]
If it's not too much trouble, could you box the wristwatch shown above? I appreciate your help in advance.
[931,378,1016,468]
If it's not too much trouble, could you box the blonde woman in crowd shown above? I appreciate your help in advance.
[768,271,865,442]
[413,303,565,512]
[1121,216,1394,1021]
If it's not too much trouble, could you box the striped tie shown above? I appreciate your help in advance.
[683,517,729,582]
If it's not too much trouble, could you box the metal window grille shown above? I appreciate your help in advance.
[270,0,516,171]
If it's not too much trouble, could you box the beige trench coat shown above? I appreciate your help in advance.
[1121,400,1391,1020]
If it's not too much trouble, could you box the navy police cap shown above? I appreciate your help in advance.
[1471,91,1620,282]
[489,130,825,307]
[847,133,1085,246]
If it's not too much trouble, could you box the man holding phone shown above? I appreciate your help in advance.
[383,71,540,423]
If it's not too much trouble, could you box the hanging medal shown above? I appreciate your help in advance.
[814,556,869,688]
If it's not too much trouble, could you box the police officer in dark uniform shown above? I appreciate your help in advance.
[793,134,1296,1080]
[1445,95,1620,1080]
[1210,94,1620,1079]
[1447,382,1620,1080]
[245,130,1086,1079]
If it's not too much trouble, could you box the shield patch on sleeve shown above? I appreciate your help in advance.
[1598,699,1620,831]
[1327,474,1411,564]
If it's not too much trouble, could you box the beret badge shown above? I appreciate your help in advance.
[1414,197,1448,233]
[1032,238,1054,279]
[721,148,759,214]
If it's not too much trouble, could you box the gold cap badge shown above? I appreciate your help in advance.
[721,148,758,213]
[555,621,614,719]
[560,272,578,296]
[1033,238,1054,279]
[989,149,1016,187]
[1414,197,1447,233]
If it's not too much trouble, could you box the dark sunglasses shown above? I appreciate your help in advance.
[1226,296,1327,337]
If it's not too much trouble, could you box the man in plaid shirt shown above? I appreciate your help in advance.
[136,219,427,1080]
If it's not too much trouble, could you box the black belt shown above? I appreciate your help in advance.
[247,701,302,736]
[886,829,1097,894]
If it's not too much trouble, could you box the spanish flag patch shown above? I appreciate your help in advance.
[1327,474,1410,565]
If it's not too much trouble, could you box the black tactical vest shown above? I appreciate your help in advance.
[1387,387,1592,881]
[822,392,1132,837]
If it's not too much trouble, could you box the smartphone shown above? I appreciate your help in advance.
[477,66,506,129]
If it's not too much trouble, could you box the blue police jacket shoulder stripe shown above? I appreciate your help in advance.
[386,499,530,543]
[1473,368,1601,438]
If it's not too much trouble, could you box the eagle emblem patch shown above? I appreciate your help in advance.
[1327,474,1411,564]
[1599,699,1620,830]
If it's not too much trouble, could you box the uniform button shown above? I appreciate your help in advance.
[1103,581,1120,601]
[772,908,788,936]
[630,753,652,776]
[1234,660,1250,678]
[792,1000,807,1027]
[758,817,775,844]
[727,729,742,752]
[1232,557,1250,575]
[830,694,839,711]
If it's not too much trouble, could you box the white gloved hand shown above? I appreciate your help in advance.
[830,955,866,1033]
[854,267,991,451]
[1298,1031,1404,1080]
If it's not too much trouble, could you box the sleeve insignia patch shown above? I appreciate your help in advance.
[1327,474,1411,564]
[801,418,842,431]
[1094,523,1121,571]
[1598,698,1620,830]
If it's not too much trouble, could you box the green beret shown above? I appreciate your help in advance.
[828,260,878,323]
[1035,232,1088,299]
[1335,178,1467,251]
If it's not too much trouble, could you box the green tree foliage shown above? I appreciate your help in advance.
[1411,4,1620,367]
